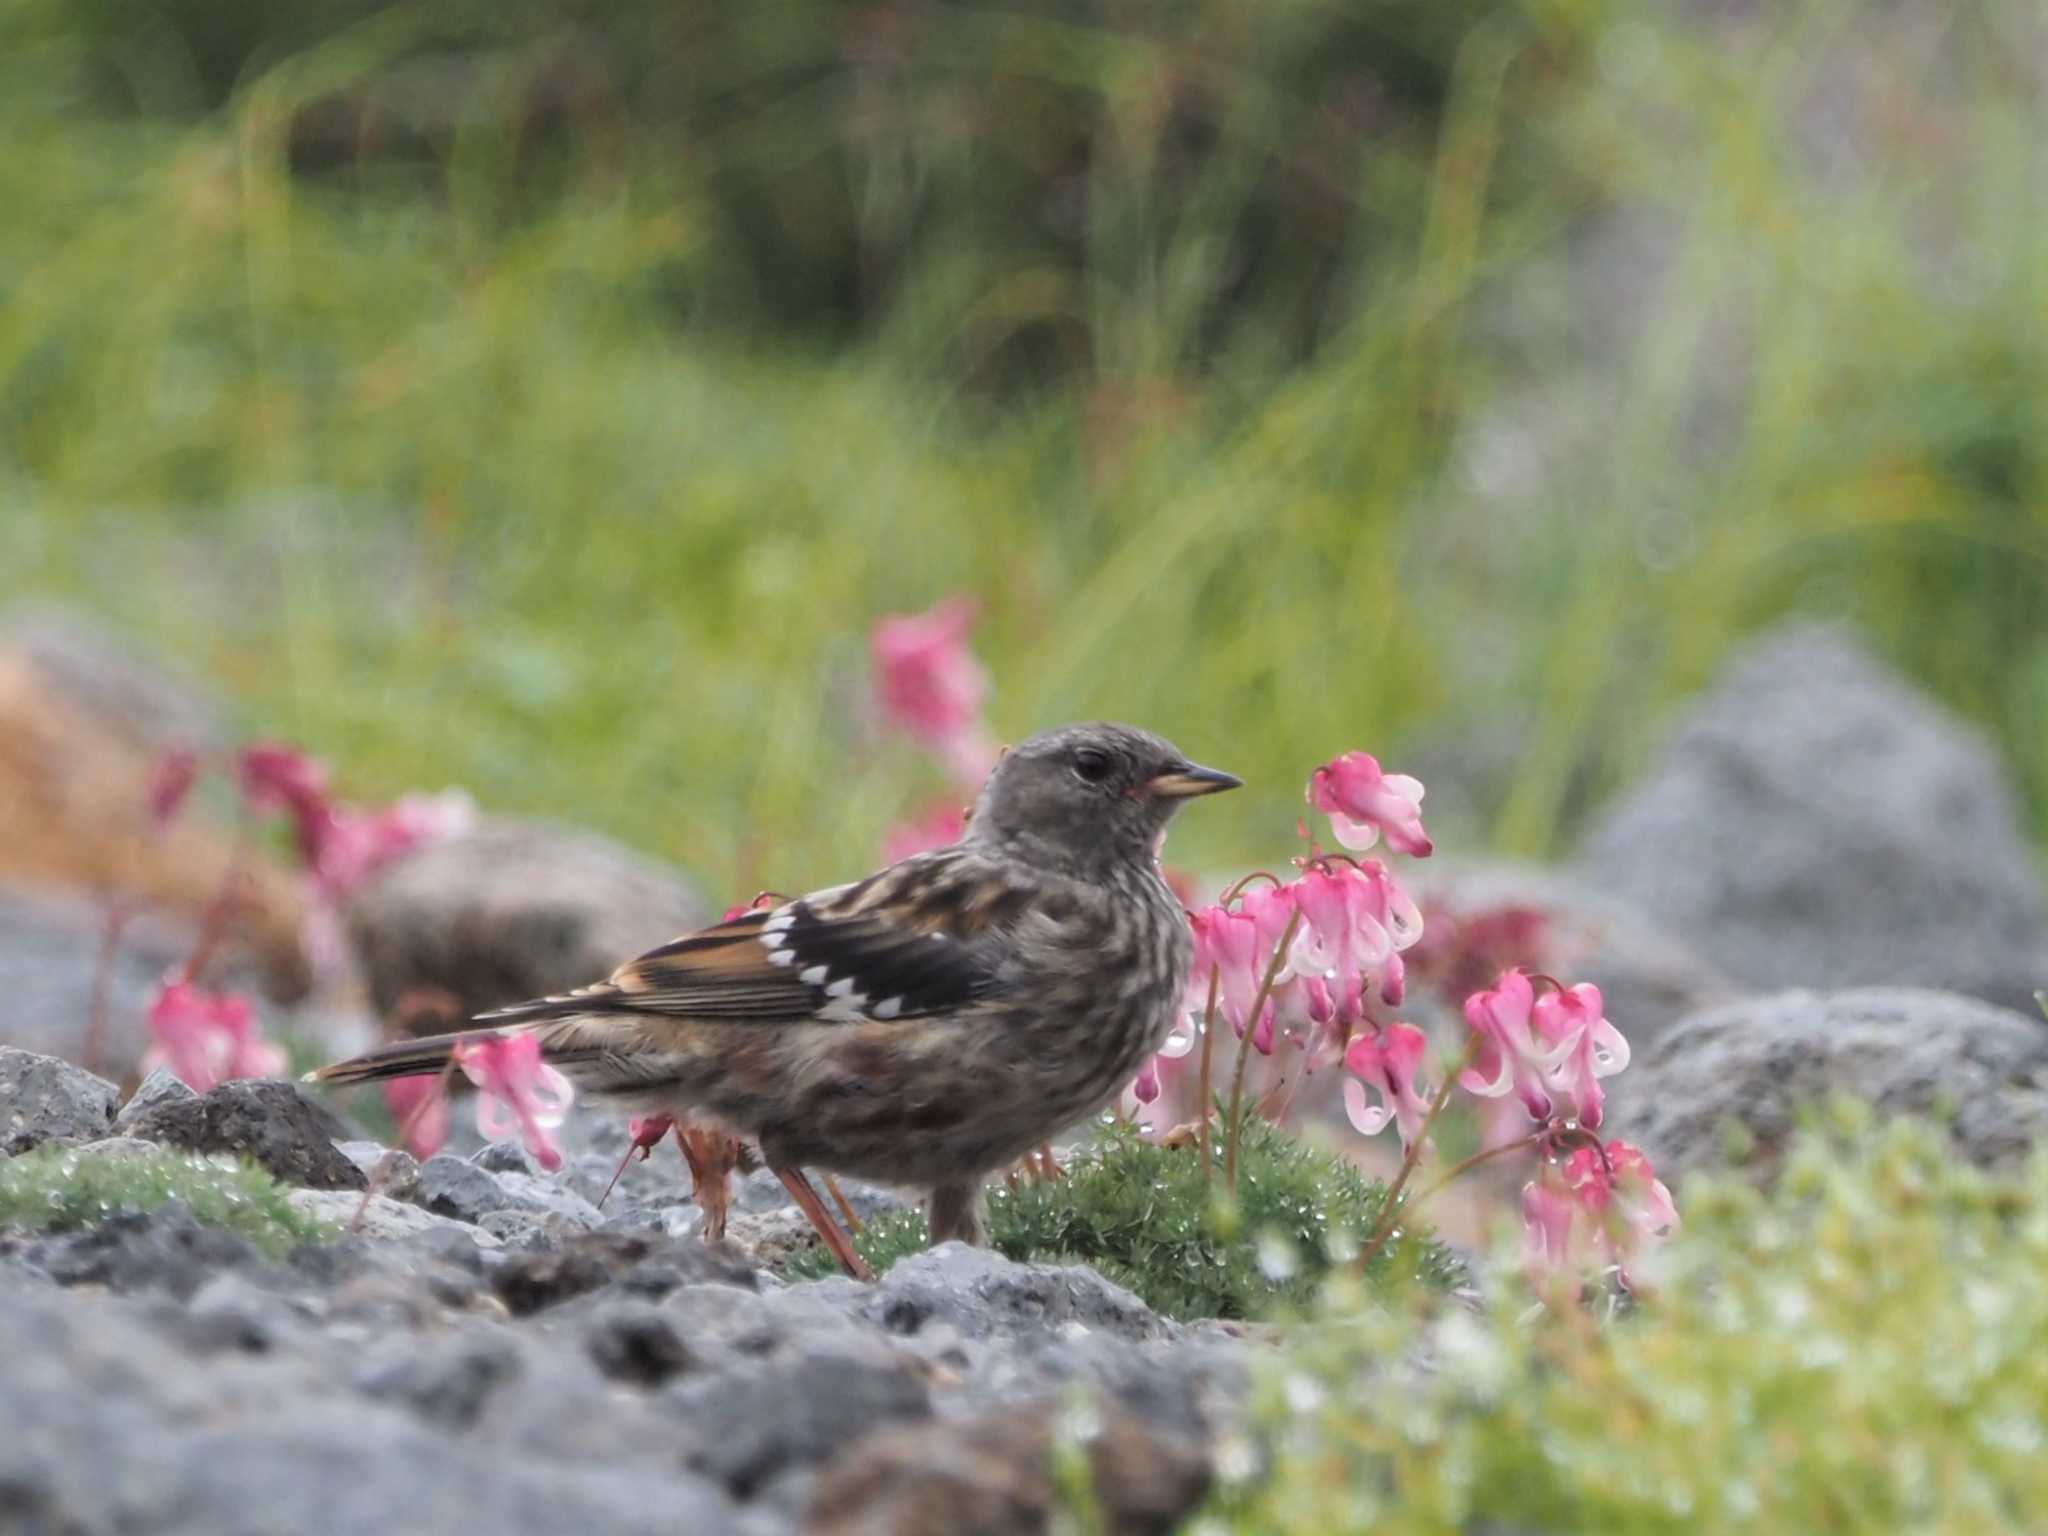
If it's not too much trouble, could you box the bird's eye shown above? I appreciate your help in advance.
[1071,748,1113,784]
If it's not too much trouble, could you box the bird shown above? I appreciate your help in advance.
[306,722,1240,1277]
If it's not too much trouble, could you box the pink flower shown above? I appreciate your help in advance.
[237,743,332,851]
[311,792,475,901]
[453,1033,575,1171]
[1308,752,1433,857]
[144,978,285,1092]
[870,597,998,786]
[1458,970,1575,1121]
[1288,863,1421,1024]
[384,1075,450,1160]
[1523,1138,1679,1289]
[628,1114,676,1151]
[147,750,199,833]
[881,801,967,864]
[1531,982,1630,1129]
[1342,1022,1433,1149]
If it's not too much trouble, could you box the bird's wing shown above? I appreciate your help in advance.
[475,850,1035,1028]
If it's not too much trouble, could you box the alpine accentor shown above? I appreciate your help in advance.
[309,722,1238,1274]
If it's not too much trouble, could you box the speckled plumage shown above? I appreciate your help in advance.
[310,722,1237,1254]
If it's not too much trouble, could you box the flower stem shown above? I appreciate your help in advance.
[1197,966,1220,1188]
[1353,1036,1478,1274]
[1413,1129,1549,1203]
[1225,910,1303,1193]
[83,896,134,1076]
[351,1054,458,1233]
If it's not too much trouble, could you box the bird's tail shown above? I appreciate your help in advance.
[303,1026,520,1089]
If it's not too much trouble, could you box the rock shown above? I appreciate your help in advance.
[0,1047,119,1154]
[671,1343,933,1499]
[845,1243,1176,1346]
[355,1330,525,1429]
[345,819,707,1026]
[1405,861,1745,1051]
[490,1230,756,1316]
[336,1141,422,1203]
[1576,623,2048,1013]
[114,1066,198,1129]
[418,1155,518,1221]
[286,1190,501,1247]
[121,1078,365,1191]
[806,1402,1211,1536]
[1606,988,2048,1183]
[583,1301,697,1387]
[15,1203,265,1300]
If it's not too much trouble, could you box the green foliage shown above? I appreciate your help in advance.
[0,1144,337,1258]
[1200,1116,2048,1533]
[1,0,2046,889]
[785,1118,1460,1320]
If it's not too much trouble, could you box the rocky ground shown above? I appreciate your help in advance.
[3,613,2047,1533]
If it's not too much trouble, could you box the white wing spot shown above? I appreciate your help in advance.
[767,948,796,967]
[826,976,863,1003]
[872,996,903,1020]
[799,965,829,987]
[761,909,797,939]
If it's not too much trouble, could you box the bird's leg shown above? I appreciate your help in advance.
[927,1179,986,1246]
[1036,1143,1062,1181]
[821,1172,865,1234]
[677,1125,740,1243]
[775,1165,874,1281]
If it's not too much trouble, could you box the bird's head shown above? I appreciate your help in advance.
[965,722,1240,876]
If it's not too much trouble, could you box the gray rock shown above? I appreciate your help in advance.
[355,1330,525,1429]
[584,1301,698,1387]
[345,819,707,1026]
[0,1046,118,1154]
[120,1078,365,1191]
[1606,987,2048,1183]
[1576,623,2048,1013]
[14,1202,265,1300]
[671,1342,933,1500]
[336,1140,422,1202]
[286,1190,501,1247]
[114,1066,198,1129]
[418,1155,517,1220]
[845,1243,1176,1346]
[490,1230,757,1316]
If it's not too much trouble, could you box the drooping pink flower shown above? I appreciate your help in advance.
[870,597,998,786]
[1290,866,1388,1026]
[237,743,333,851]
[144,978,284,1092]
[1531,982,1630,1130]
[384,1075,450,1160]
[147,749,200,833]
[1523,1138,1679,1289]
[1342,1022,1433,1149]
[1458,970,1575,1120]
[1308,752,1433,857]
[454,1033,576,1170]
[310,791,476,901]
[881,801,967,864]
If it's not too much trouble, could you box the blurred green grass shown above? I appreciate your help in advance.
[3,0,2044,898]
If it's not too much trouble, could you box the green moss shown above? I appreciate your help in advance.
[785,1118,1460,1320]
[1199,1115,2048,1533]
[0,1144,337,1259]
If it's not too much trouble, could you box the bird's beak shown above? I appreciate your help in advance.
[1144,762,1243,799]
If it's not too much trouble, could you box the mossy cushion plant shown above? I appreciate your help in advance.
[1196,1108,2048,1534]
[786,1117,1461,1320]
[0,1145,336,1259]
